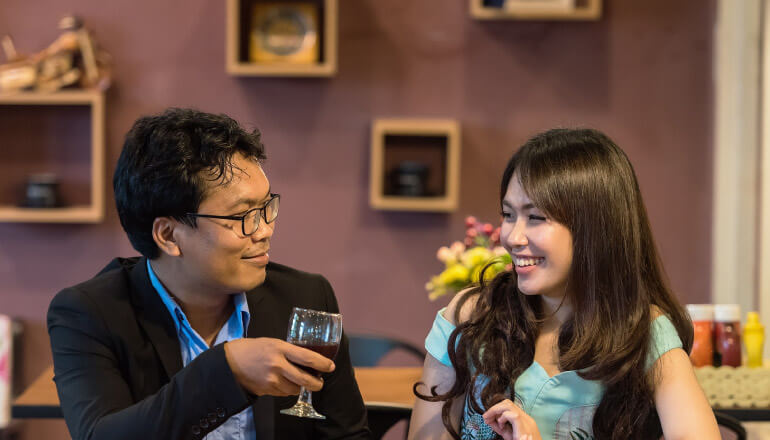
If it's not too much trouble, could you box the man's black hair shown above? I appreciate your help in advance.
[114,108,266,258]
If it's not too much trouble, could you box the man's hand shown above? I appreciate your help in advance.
[224,338,335,396]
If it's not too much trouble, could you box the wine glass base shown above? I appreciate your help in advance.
[280,402,326,420]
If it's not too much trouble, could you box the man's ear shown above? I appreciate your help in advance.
[152,217,182,257]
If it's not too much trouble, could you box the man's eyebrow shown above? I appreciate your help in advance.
[226,187,272,211]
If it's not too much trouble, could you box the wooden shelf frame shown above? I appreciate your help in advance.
[469,0,602,21]
[369,119,461,213]
[226,0,338,77]
[0,89,105,223]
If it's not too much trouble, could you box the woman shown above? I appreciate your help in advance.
[408,128,719,440]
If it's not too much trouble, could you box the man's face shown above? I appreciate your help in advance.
[175,153,274,294]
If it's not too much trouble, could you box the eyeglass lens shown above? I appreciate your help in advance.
[243,196,279,235]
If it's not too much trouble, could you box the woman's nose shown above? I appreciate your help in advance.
[505,220,527,249]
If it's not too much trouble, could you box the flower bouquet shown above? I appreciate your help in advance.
[426,216,512,300]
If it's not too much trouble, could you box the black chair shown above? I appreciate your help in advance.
[366,403,412,440]
[714,411,747,440]
[348,334,425,367]
[348,334,424,439]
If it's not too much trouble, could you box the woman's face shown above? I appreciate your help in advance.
[501,174,573,301]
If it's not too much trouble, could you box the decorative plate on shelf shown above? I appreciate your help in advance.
[249,3,319,64]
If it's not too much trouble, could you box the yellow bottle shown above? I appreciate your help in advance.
[743,312,765,368]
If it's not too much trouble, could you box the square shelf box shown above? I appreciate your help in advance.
[469,0,602,21]
[226,0,338,77]
[369,119,461,212]
[0,90,105,223]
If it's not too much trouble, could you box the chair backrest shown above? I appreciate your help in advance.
[348,334,425,367]
[366,403,412,440]
[714,411,747,440]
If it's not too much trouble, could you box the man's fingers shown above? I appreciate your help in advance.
[280,360,324,391]
[273,378,302,396]
[283,342,335,374]
[262,373,302,396]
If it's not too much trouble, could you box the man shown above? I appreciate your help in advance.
[47,109,372,440]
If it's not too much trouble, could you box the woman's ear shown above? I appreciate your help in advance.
[152,217,182,257]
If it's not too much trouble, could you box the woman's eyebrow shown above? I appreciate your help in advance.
[502,201,536,211]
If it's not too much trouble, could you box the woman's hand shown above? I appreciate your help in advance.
[482,399,542,440]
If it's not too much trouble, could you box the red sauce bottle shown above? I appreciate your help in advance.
[686,304,714,367]
[714,304,742,367]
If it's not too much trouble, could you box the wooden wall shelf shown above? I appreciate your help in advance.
[469,0,602,21]
[226,0,338,77]
[369,119,461,213]
[0,89,105,223]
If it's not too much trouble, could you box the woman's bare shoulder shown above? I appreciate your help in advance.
[442,288,480,325]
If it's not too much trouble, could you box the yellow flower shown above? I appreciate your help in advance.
[438,264,470,285]
[470,261,506,283]
[461,246,493,268]
[428,287,447,301]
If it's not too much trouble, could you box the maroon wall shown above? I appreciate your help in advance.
[0,0,714,438]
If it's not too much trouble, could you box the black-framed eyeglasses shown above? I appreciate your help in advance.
[187,193,280,236]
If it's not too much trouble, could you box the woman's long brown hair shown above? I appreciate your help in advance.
[415,128,693,439]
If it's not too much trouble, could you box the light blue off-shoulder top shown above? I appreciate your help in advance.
[425,308,683,440]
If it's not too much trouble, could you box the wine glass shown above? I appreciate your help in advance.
[279,307,342,419]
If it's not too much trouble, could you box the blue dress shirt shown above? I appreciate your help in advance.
[148,260,255,440]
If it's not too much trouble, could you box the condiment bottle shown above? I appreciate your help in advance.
[686,304,714,367]
[714,304,742,367]
[743,311,765,368]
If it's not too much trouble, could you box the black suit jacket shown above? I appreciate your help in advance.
[47,257,372,440]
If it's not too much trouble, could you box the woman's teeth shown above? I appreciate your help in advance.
[515,257,544,267]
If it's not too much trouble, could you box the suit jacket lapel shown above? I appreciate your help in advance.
[245,270,273,338]
[246,269,279,439]
[129,257,183,379]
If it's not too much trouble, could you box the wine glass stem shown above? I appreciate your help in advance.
[298,386,313,406]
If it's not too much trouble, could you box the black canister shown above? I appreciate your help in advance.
[22,173,61,208]
[389,161,429,197]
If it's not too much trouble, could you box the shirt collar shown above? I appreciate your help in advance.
[146,259,251,336]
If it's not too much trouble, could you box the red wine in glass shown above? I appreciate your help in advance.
[280,307,343,420]
[292,342,340,377]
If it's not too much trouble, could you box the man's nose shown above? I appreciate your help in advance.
[251,219,274,241]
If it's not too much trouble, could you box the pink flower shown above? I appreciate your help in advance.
[450,241,466,255]
[436,246,453,263]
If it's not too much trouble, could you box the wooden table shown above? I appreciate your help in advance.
[19,366,767,422]
[12,366,423,419]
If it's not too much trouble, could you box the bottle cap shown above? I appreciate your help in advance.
[686,304,714,321]
[714,304,741,322]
